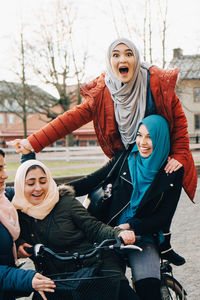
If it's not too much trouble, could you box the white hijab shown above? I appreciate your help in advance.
[105,38,150,148]
[12,160,59,220]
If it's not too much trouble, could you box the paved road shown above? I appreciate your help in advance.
[168,179,200,299]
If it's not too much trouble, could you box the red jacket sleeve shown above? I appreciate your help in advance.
[28,99,94,152]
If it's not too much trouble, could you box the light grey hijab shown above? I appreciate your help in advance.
[105,38,150,148]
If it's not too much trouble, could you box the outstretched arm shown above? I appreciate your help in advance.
[0,266,55,300]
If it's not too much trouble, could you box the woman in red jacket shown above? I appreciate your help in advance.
[10,37,196,201]
[9,38,197,260]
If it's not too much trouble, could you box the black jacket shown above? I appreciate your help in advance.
[16,186,125,278]
[70,150,184,236]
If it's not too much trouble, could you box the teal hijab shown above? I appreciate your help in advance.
[118,114,170,225]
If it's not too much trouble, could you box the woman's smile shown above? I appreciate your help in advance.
[136,124,153,158]
[24,167,49,205]
[32,192,44,198]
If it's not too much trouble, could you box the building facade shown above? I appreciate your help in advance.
[170,48,200,142]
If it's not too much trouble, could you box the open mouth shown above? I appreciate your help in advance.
[32,193,43,198]
[119,67,129,74]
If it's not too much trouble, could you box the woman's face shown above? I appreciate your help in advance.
[110,43,135,83]
[136,124,153,158]
[24,167,49,205]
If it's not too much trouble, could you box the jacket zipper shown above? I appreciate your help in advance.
[107,175,132,225]
[97,120,115,155]
[152,192,164,212]
[120,175,132,185]
[80,85,114,155]
[107,200,131,225]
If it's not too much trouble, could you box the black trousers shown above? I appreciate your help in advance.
[119,280,140,300]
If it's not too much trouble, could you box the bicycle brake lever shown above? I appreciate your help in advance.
[120,245,143,251]
[109,238,143,252]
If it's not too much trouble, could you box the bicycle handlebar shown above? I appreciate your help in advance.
[24,237,142,261]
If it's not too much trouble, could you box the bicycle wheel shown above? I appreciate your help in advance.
[161,274,187,300]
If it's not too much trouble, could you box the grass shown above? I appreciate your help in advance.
[6,160,102,181]
[50,167,100,177]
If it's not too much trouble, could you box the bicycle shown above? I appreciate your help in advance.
[25,239,187,300]
[160,258,187,300]
[25,238,142,300]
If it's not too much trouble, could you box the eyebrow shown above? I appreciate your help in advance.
[112,48,133,52]
[26,177,47,181]
[137,130,150,136]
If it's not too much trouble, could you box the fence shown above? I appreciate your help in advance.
[4,146,109,162]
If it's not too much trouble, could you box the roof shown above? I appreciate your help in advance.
[0,81,58,112]
[170,54,200,80]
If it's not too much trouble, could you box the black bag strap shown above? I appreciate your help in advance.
[103,149,130,184]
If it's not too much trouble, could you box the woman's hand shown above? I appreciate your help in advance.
[118,229,135,244]
[117,223,130,230]
[17,243,32,258]
[164,157,183,173]
[32,273,56,300]
[6,139,32,154]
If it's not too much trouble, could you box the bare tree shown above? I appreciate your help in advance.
[109,0,120,38]
[19,29,28,137]
[28,1,87,113]
[147,0,153,63]
[109,0,141,42]
[65,6,88,105]
[143,0,148,61]
[0,26,56,138]
[157,0,168,68]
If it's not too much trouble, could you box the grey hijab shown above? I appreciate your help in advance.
[105,38,150,148]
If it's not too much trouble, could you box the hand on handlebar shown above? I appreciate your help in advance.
[118,230,136,245]
[32,273,56,300]
[18,243,33,258]
[116,223,130,230]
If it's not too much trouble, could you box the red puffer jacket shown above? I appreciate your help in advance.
[28,66,197,201]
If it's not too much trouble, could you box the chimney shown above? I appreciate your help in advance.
[173,48,183,59]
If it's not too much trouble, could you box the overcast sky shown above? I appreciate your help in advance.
[0,0,199,92]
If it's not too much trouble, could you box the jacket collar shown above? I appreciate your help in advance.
[136,165,178,214]
[120,160,178,213]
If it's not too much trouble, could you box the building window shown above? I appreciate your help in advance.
[87,140,97,146]
[194,114,200,129]
[193,87,200,102]
[0,114,4,124]
[8,114,15,124]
